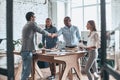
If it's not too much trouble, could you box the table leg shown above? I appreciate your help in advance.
[74,64,82,80]
[68,69,73,80]
[61,64,71,80]
[35,62,44,78]
[73,58,82,80]
[59,63,66,80]
[15,61,22,80]
[31,58,35,80]
[61,56,82,80]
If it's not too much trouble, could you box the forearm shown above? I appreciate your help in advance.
[86,46,96,50]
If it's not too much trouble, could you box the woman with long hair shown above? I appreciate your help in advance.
[85,20,100,80]
[42,18,58,79]
[80,20,100,80]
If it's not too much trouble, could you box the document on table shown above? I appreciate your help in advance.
[46,50,87,55]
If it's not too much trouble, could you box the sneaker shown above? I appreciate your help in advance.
[47,75,55,80]
[93,72,99,79]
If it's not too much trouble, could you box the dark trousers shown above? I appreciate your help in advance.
[49,63,56,76]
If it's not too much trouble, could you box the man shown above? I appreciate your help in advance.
[21,12,51,80]
[52,16,81,48]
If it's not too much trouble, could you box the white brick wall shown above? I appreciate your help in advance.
[0,0,6,39]
[112,0,120,29]
[0,0,48,49]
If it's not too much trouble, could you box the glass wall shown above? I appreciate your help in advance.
[71,0,112,31]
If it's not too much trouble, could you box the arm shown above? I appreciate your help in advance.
[42,34,46,47]
[76,27,81,41]
[54,27,58,42]
[32,22,51,36]
[52,28,63,38]
[94,32,100,48]
[86,32,100,50]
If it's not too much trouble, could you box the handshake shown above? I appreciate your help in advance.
[48,33,58,38]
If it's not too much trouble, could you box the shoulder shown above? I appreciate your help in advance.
[60,27,65,30]
[94,31,99,35]
[28,21,36,25]
[93,31,99,37]
[27,21,37,27]
[50,26,57,31]
[52,26,57,29]
[72,25,77,28]
[72,25,79,30]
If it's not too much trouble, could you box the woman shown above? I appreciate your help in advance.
[80,20,100,80]
[42,18,58,79]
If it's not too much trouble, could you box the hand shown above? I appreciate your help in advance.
[43,45,46,48]
[78,42,86,48]
[51,33,57,38]
[48,33,52,37]
[86,46,96,50]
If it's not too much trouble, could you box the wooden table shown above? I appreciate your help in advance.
[0,51,44,80]
[32,51,86,80]
[0,51,22,80]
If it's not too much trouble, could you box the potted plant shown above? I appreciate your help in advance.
[38,42,43,49]
[13,39,21,50]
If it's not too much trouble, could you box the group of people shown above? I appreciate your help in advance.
[20,11,100,80]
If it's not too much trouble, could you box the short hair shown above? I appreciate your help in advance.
[64,16,71,21]
[25,12,34,21]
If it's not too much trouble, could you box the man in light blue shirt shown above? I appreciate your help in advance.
[53,16,80,48]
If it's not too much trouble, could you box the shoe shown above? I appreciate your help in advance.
[47,75,55,80]
[93,72,99,80]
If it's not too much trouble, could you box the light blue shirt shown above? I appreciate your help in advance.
[57,25,80,46]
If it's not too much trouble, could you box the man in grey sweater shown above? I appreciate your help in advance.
[21,12,51,80]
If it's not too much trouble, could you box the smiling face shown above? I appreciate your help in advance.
[46,18,52,27]
[31,15,36,22]
[64,17,71,27]
[86,20,96,31]
[86,22,91,30]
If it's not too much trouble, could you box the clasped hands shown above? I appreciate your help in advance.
[48,33,57,38]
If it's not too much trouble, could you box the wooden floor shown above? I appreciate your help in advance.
[0,66,118,80]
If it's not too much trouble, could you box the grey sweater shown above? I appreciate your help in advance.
[21,21,49,52]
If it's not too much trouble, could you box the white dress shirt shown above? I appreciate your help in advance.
[87,31,100,49]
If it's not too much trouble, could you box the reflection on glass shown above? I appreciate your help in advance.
[72,8,83,30]
[72,0,82,7]
[106,4,112,31]
[84,6,98,29]
[98,0,111,3]
[71,0,111,31]
[57,2,65,29]
[84,0,97,5]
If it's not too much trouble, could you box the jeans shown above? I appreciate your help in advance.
[21,51,33,80]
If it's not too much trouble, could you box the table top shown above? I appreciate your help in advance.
[33,50,87,64]
[0,49,87,57]
[35,50,87,56]
[0,50,21,57]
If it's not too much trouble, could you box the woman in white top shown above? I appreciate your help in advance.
[83,20,100,80]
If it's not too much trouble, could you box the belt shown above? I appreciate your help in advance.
[65,46,77,48]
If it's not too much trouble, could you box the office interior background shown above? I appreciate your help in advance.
[0,0,120,79]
